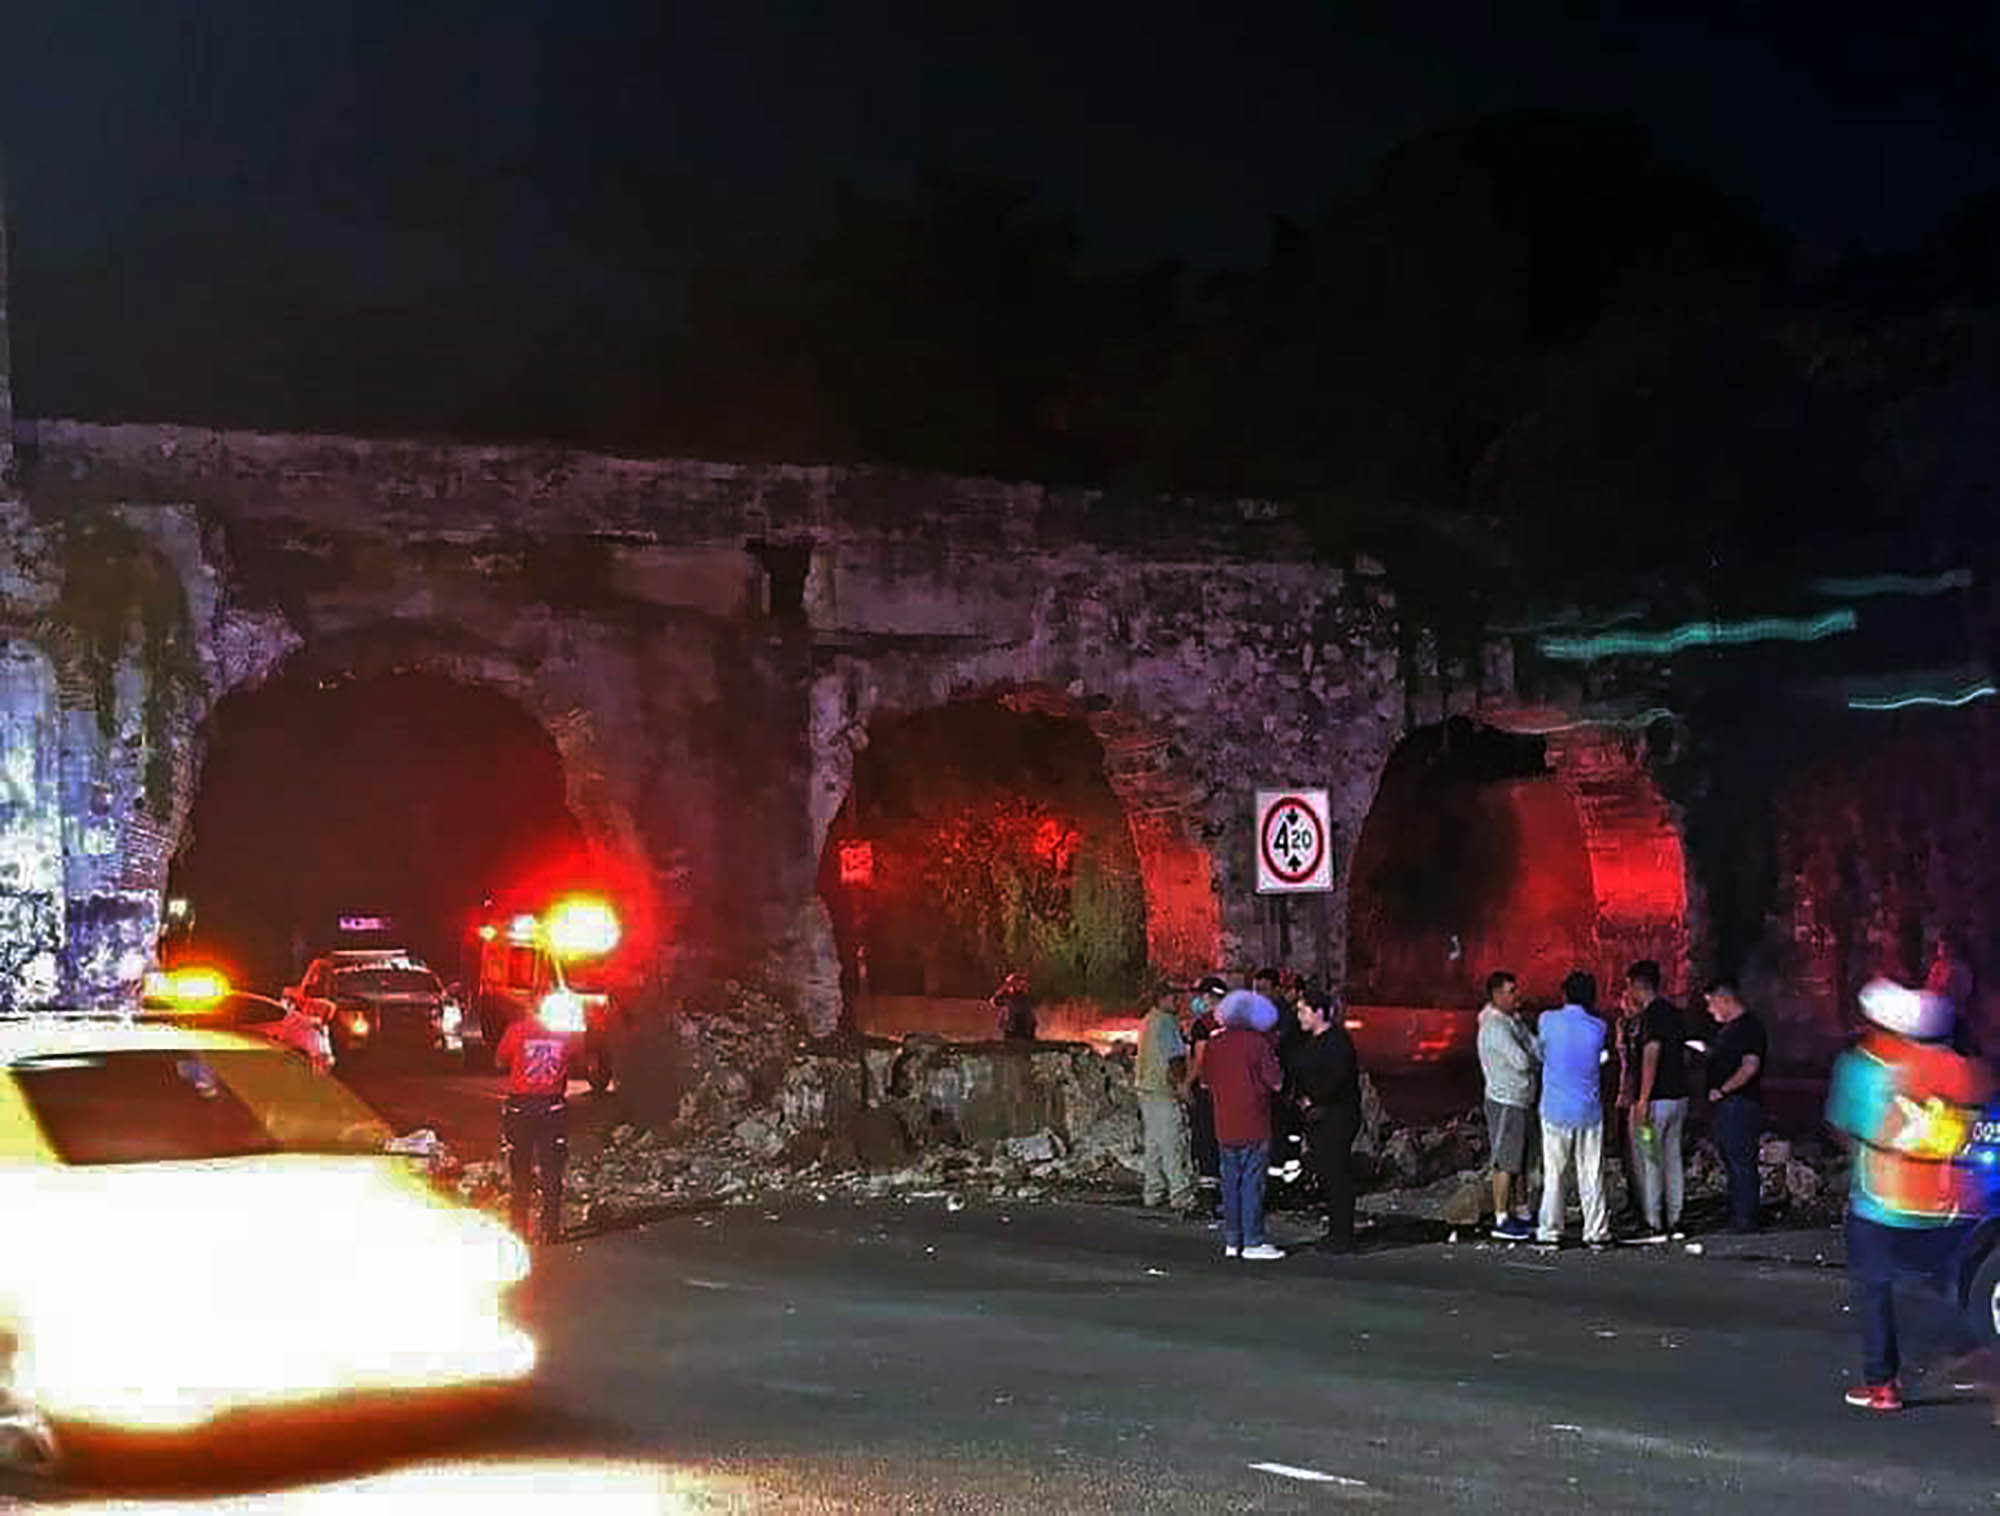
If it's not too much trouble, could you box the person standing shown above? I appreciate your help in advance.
[494,994,580,1244]
[1135,982,1198,1214]
[1610,975,1647,1232]
[1477,970,1539,1241]
[1704,979,1767,1233]
[993,972,1037,1041]
[1827,978,1993,1412]
[1287,984,1363,1253]
[1625,960,1691,1243]
[1185,976,1227,1182]
[1197,993,1287,1261]
[1535,970,1611,1249]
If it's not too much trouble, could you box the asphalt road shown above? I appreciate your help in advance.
[14,1194,2000,1513]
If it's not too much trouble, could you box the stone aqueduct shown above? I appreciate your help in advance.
[0,417,1690,1029]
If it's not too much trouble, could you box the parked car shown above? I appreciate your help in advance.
[141,978,334,1073]
[285,953,466,1067]
[1958,1105,2000,1349]
[0,1015,533,1471]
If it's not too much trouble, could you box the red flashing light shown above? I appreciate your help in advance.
[838,841,875,887]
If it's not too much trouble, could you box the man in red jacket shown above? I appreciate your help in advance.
[1196,992,1287,1260]
[494,993,581,1244]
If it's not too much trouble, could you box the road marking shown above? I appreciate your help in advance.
[1504,1260,1557,1272]
[1249,1462,1368,1488]
[682,1277,734,1291]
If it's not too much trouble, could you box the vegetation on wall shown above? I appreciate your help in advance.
[900,800,1147,1003]
[828,704,1151,1004]
[44,509,202,818]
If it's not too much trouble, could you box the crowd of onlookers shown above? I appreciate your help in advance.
[1120,956,1774,1261]
[1005,939,1998,1417]
[1131,968,1363,1260]
[1476,960,1768,1247]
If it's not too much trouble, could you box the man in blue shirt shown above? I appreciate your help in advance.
[1536,969,1611,1248]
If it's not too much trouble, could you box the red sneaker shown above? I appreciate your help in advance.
[1843,1383,1903,1413]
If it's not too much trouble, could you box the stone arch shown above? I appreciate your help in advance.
[1483,707,1694,996]
[1535,719,1693,996]
[805,664,1222,1033]
[174,620,668,990]
[1346,717,1598,1012]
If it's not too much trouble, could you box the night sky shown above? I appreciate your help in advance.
[4,2,1995,395]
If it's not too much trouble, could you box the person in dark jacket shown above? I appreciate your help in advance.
[992,972,1037,1041]
[1185,975,1227,1181]
[1287,984,1364,1253]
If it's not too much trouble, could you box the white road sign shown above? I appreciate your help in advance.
[1255,789,1333,894]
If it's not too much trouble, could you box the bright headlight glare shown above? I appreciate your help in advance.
[538,990,586,1033]
[1,1161,537,1429]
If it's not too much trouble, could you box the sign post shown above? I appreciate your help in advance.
[1255,789,1334,984]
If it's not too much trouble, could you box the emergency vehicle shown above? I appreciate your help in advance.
[466,895,623,1092]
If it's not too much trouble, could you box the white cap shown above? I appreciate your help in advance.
[1858,977,1954,1040]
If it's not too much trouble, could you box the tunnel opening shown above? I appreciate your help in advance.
[168,671,585,996]
[1347,718,1596,1032]
[818,699,1150,1043]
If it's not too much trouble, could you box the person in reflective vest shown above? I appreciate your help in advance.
[1826,977,1993,1413]
[495,996,580,1244]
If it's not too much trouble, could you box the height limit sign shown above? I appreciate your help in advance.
[1255,789,1334,894]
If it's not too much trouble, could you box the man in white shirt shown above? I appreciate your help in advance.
[1477,970,1539,1241]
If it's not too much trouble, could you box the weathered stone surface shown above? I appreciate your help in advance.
[4,417,1440,1029]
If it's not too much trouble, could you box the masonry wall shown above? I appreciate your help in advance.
[14,420,1416,1029]
[1766,703,2000,1058]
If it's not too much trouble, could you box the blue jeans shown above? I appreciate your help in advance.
[1219,1140,1270,1248]
[1847,1214,1977,1383]
[1712,1095,1762,1231]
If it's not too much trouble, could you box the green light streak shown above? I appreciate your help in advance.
[1848,683,1997,712]
[1813,570,1971,599]
[1501,707,1677,736]
[1539,609,1857,661]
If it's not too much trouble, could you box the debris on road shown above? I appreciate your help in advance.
[446,980,1856,1237]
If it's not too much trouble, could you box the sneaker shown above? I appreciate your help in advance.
[1844,1383,1902,1412]
[1491,1216,1534,1242]
[1223,1244,1241,1258]
[1240,1243,1287,1261]
[1669,1228,1688,1241]
[1534,1236,1561,1250]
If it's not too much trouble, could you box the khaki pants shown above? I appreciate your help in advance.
[1139,1092,1196,1208]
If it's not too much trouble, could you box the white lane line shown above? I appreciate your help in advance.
[1249,1462,1368,1488]
[682,1277,734,1291]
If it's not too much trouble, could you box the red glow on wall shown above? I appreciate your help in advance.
[1349,775,1597,1009]
[838,841,875,887]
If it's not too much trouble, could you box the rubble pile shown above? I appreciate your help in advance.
[1359,1122,1850,1225]
[443,981,1856,1234]
[668,980,812,1137]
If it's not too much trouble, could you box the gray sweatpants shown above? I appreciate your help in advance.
[1630,1097,1689,1231]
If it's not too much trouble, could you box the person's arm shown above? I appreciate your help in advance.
[1259,1039,1284,1093]
[1637,1041,1661,1109]
[1169,1054,1190,1098]
[1709,1052,1761,1100]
